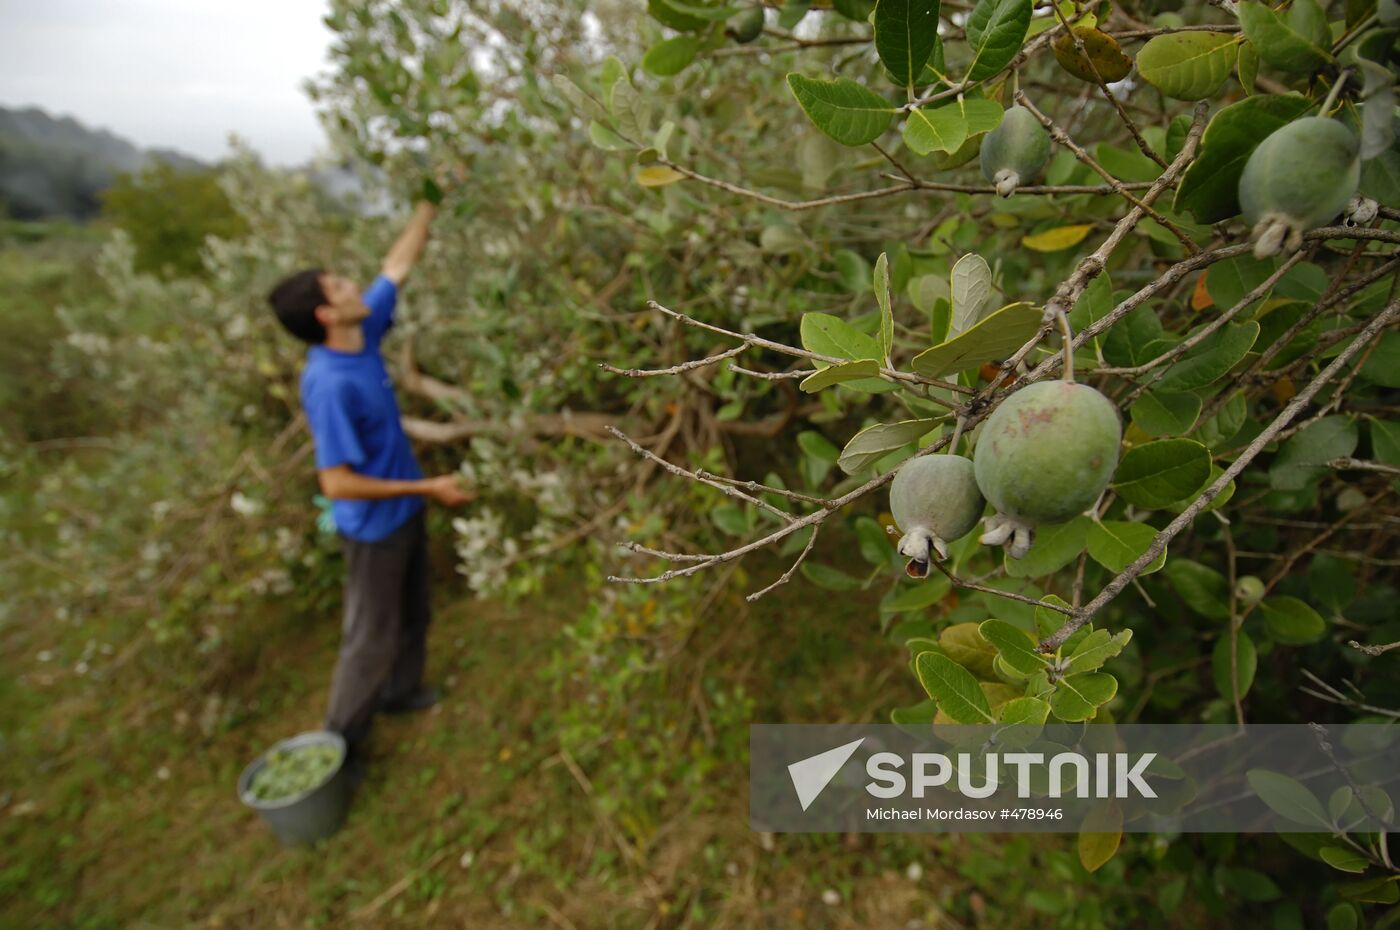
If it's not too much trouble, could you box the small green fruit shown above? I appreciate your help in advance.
[1234,575,1265,604]
[980,106,1051,197]
[974,381,1121,558]
[889,454,985,576]
[730,7,765,43]
[1239,117,1359,258]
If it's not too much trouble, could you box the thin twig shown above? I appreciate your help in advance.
[1043,298,1400,650]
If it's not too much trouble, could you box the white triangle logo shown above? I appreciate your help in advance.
[787,738,865,811]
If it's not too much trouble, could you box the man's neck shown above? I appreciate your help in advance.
[323,323,365,354]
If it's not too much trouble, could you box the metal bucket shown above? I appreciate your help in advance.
[238,730,350,845]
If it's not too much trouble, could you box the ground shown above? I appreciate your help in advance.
[4,539,1044,930]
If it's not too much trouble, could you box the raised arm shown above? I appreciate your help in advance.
[380,201,438,286]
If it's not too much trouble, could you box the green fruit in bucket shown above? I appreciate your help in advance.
[980,105,1051,197]
[889,453,985,577]
[1239,117,1359,258]
[974,381,1121,558]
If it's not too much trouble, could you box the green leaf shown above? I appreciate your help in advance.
[1051,672,1117,721]
[1087,521,1167,575]
[978,619,1051,675]
[1136,32,1239,101]
[856,516,895,565]
[1237,39,1259,94]
[940,622,998,678]
[1238,0,1334,73]
[1320,847,1370,874]
[914,651,995,722]
[1174,94,1314,223]
[949,252,994,339]
[883,574,953,612]
[1066,629,1133,674]
[1269,416,1358,491]
[800,358,882,392]
[903,97,1003,155]
[1339,876,1400,904]
[712,505,751,536]
[1078,803,1123,872]
[997,695,1050,725]
[801,562,865,591]
[835,0,876,20]
[874,252,894,362]
[890,698,940,725]
[1213,632,1257,701]
[965,0,1033,81]
[642,35,703,76]
[909,301,1040,378]
[1157,322,1260,391]
[588,120,633,151]
[796,438,838,475]
[1371,417,1400,467]
[1114,439,1212,509]
[801,311,882,361]
[1005,516,1091,578]
[1131,390,1202,437]
[787,74,895,146]
[1259,596,1327,645]
[1164,559,1230,621]
[779,0,812,29]
[1247,769,1330,828]
[874,0,941,88]
[838,418,942,473]
[1360,332,1400,388]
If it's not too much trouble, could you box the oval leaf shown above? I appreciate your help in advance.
[1114,438,1212,509]
[910,301,1041,377]
[787,74,895,146]
[1136,32,1239,100]
[914,651,996,722]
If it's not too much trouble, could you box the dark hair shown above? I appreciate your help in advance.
[267,268,328,344]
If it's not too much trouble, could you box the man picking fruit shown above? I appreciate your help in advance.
[266,190,470,786]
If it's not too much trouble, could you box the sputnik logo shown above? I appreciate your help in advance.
[787,738,865,811]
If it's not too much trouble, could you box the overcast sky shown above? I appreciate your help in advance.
[0,0,335,165]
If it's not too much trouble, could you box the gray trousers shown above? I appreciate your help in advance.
[325,508,431,750]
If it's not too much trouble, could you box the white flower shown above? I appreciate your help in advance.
[230,492,263,517]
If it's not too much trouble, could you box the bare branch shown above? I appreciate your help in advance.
[745,524,821,602]
[1331,457,1400,477]
[605,425,794,522]
[646,299,973,397]
[1043,297,1400,651]
[599,344,747,378]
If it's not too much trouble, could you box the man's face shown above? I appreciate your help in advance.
[316,272,369,326]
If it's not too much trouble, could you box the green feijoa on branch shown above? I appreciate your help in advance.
[730,7,765,43]
[974,381,1121,558]
[889,453,985,577]
[1239,116,1359,258]
[980,105,1051,197]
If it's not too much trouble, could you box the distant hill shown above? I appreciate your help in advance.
[0,106,207,220]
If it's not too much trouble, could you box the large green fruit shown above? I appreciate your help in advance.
[730,7,765,43]
[1239,117,1359,258]
[889,453,985,576]
[980,105,1051,197]
[974,381,1121,557]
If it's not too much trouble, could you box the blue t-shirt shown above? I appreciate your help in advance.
[300,274,424,542]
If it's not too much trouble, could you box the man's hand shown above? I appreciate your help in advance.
[421,474,475,507]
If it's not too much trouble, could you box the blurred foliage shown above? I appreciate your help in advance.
[100,162,248,278]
